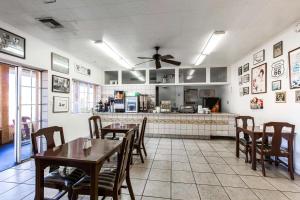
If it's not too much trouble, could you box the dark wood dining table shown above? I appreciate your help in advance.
[236,126,295,170]
[101,123,139,139]
[34,138,122,200]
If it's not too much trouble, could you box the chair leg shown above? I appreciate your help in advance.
[138,148,144,163]
[248,148,252,163]
[113,192,119,200]
[288,154,294,180]
[142,143,147,157]
[261,154,266,177]
[71,191,78,200]
[275,156,279,167]
[245,147,249,163]
[126,174,135,200]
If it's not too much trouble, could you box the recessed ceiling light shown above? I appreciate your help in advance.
[44,0,56,4]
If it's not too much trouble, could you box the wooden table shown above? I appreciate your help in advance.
[34,138,122,200]
[236,126,294,170]
[101,123,139,139]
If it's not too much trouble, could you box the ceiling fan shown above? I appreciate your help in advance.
[136,46,181,69]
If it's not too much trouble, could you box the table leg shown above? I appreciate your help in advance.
[236,130,239,158]
[101,130,105,139]
[251,136,257,170]
[90,165,99,200]
[35,160,44,200]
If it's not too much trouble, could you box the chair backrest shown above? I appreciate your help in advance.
[137,117,147,145]
[114,129,135,190]
[235,116,255,140]
[88,116,102,139]
[262,122,295,155]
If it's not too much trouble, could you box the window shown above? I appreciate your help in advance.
[210,67,227,82]
[72,80,100,113]
[122,70,146,84]
[179,68,206,83]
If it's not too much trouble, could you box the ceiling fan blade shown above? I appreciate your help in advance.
[161,59,181,66]
[155,59,161,69]
[137,56,153,59]
[135,59,154,66]
[160,54,174,60]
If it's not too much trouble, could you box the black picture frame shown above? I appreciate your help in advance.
[51,52,70,74]
[288,47,300,89]
[243,63,249,73]
[243,87,249,95]
[253,49,265,65]
[272,80,281,91]
[251,63,267,94]
[238,66,243,76]
[52,75,70,93]
[53,96,69,113]
[273,41,283,58]
[0,28,26,59]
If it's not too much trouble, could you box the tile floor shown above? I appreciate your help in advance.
[0,138,300,200]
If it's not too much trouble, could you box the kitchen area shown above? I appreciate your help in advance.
[95,67,236,138]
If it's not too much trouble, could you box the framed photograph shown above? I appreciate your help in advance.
[243,63,249,73]
[253,50,265,65]
[75,64,91,76]
[238,76,243,85]
[251,63,267,94]
[271,60,284,78]
[243,87,249,95]
[51,52,69,74]
[238,66,243,76]
[272,80,281,91]
[53,96,69,113]
[239,88,243,96]
[52,75,70,93]
[288,47,300,89]
[250,97,263,109]
[275,91,286,103]
[273,41,283,58]
[295,90,300,103]
[0,28,25,59]
[242,74,250,83]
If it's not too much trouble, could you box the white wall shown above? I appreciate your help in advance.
[221,23,300,174]
[0,20,104,141]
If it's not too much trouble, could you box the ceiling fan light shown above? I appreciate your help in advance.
[195,54,206,66]
[202,31,226,55]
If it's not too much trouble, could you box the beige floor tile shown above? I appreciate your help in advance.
[172,161,191,171]
[143,180,171,198]
[154,154,172,161]
[0,182,18,194]
[149,169,171,181]
[240,176,276,190]
[123,179,147,196]
[0,184,34,200]
[230,165,261,176]
[265,177,300,192]
[202,151,220,157]
[216,174,248,188]
[224,187,260,200]
[130,167,150,179]
[197,185,229,200]
[205,156,227,165]
[217,151,236,158]
[283,192,300,200]
[189,156,207,164]
[152,160,172,170]
[171,183,200,200]
[223,157,248,166]
[172,149,187,155]
[142,197,170,200]
[252,189,289,200]
[193,172,220,185]
[172,170,195,183]
[190,163,213,173]
[134,159,153,169]
[172,155,189,162]
[210,164,235,174]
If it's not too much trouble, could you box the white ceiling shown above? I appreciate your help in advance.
[0,0,300,70]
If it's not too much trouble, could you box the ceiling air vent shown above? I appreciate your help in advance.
[37,17,63,29]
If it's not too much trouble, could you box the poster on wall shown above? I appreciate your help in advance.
[243,87,249,95]
[242,74,250,83]
[275,91,286,103]
[295,90,300,103]
[52,75,70,93]
[51,52,69,74]
[243,63,249,73]
[272,80,281,91]
[251,63,267,94]
[239,76,243,85]
[0,28,25,59]
[271,60,284,78]
[273,41,283,58]
[75,64,91,76]
[238,66,243,76]
[253,50,265,65]
[288,47,300,89]
[250,97,263,109]
[53,96,69,113]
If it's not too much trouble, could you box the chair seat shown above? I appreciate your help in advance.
[45,168,85,188]
[239,138,251,145]
[256,144,289,154]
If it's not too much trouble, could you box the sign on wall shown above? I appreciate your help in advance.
[271,60,285,78]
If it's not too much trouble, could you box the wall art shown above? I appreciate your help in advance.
[75,64,91,76]
[288,47,300,89]
[53,96,69,113]
[242,74,250,83]
[295,90,300,103]
[251,63,267,94]
[273,41,283,58]
[275,91,286,103]
[239,76,243,85]
[0,28,25,59]
[243,63,249,73]
[51,52,69,74]
[250,97,263,109]
[253,49,265,65]
[271,60,284,78]
[238,66,243,76]
[52,75,70,93]
[272,80,281,91]
[239,88,243,96]
[243,87,249,95]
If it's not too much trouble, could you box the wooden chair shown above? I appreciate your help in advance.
[235,116,255,163]
[256,122,295,179]
[133,117,147,163]
[71,129,136,200]
[32,126,85,200]
[88,116,102,139]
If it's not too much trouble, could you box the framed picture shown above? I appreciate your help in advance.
[243,87,249,95]
[288,47,300,89]
[238,66,243,76]
[0,28,25,59]
[51,52,69,74]
[250,97,263,109]
[271,60,285,78]
[273,41,283,58]
[275,91,286,103]
[253,50,265,65]
[239,88,243,96]
[242,74,250,83]
[52,75,70,93]
[295,90,300,103]
[53,96,69,113]
[75,64,91,76]
[251,63,267,94]
[272,80,281,91]
[238,76,243,85]
[243,63,249,73]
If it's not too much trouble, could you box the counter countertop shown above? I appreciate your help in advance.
[94,112,236,116]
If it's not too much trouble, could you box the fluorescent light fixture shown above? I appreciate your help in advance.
[194,31,225,66]
[94,40,132,69]
[186,75,193,80]
[188,69,195,76]
[130,71,145,82]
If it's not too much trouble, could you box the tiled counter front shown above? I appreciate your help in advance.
[95,113,236,139]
